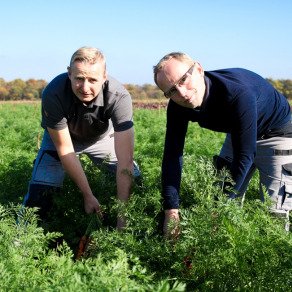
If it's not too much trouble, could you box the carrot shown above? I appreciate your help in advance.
[76,235,88,260]
[75,213,102,260]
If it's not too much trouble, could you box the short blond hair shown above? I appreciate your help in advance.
[153,52,194,85]
[69,46,106,70]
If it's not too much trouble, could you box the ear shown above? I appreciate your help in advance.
[67,66,71,79]
[195,62,204,76]
[103,70,108,82]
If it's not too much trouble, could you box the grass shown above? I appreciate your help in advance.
[0,102,291,291]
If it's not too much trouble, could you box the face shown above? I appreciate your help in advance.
[156,58,206,108]
[68,61,107,104]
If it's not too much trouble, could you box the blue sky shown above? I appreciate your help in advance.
[1,0,292,85]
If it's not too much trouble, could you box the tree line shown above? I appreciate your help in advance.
[0,78,47,101]
[0,77,292,101]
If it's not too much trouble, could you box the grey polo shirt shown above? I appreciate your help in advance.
[41,73,133,144]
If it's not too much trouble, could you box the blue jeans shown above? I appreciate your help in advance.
[23,129,141,219]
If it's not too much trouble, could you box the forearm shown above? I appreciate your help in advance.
[60,152,93,198]
[114,128,135,202]
[116,162,133,202]
[47,127,100,214]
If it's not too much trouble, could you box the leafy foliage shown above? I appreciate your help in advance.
[0,103,291,291]
[0,78,46,101]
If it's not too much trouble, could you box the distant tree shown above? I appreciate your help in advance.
[124,83,163,100]
[281,79,292,100]
[22,86,39,100]
[0,78,9,100]
[7,79,26,100]
[23,79,47,100]
[267,78,292,100]
[0,77,291,101]
[0,78,47,101]
[142,83,164,99]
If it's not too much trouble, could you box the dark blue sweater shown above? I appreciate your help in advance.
[162,68,291,209]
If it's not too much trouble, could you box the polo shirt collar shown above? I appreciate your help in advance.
[92,89,104,107]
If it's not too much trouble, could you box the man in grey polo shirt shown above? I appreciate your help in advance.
[22,46,140,230]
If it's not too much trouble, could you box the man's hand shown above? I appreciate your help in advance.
[164,209,180,240]
[83,194,102,215]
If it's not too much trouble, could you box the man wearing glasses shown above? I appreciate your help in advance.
[153,52,292,237]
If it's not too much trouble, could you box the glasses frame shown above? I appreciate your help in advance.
[164,64,195,98]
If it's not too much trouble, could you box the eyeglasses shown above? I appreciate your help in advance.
[164,64,195,98]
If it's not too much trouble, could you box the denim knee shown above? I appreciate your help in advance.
[23,183,60,220]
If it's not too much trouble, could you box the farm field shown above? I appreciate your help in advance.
[0,102,291,291]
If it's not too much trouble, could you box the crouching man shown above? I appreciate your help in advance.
[23,46,140,230]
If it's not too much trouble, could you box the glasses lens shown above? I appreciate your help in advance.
[164,87,176,98]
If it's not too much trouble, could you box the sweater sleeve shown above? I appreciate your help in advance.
[229,89,257,195]
[162,101,189,209]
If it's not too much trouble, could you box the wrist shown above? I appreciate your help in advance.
[165,209,179,216]
[82,191,94,199]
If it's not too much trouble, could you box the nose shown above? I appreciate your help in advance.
[80,80,90,92]
[175,84,187,98]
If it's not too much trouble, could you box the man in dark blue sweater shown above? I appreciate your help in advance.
[153,52,292,237]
